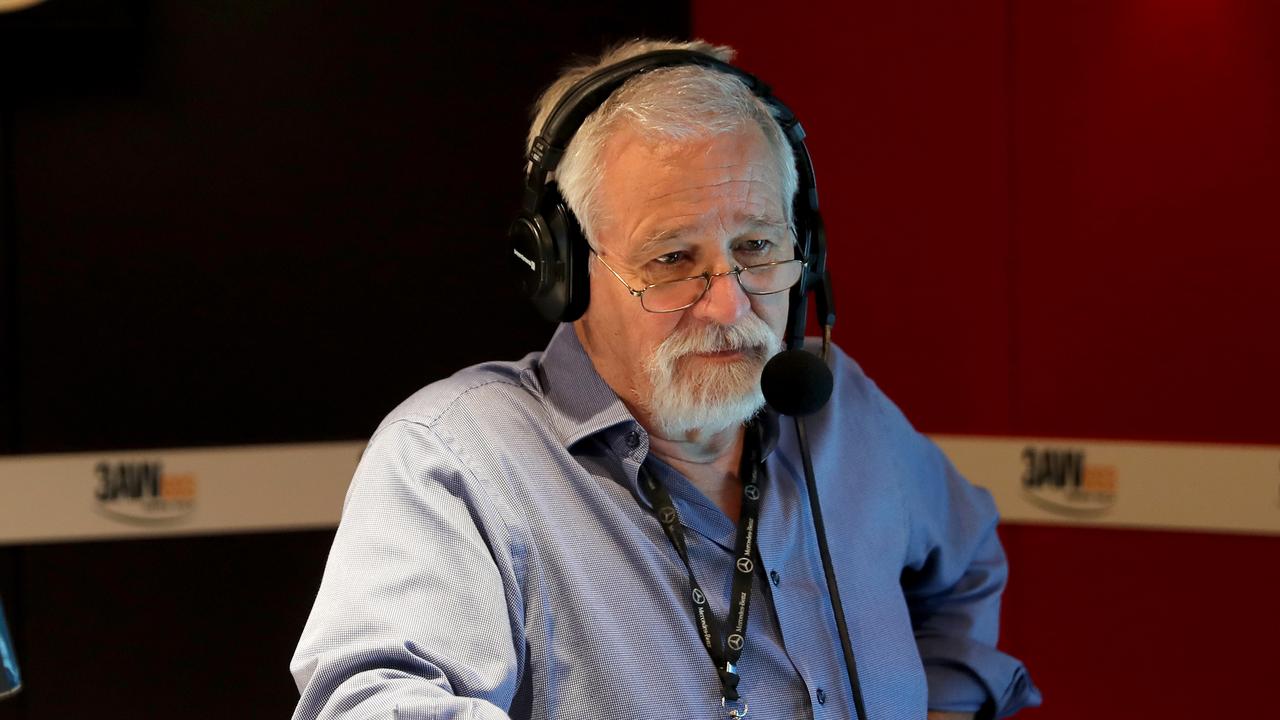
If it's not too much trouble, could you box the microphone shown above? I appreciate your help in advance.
[761,349,833,416]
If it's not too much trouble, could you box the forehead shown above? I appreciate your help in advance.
[595,124,788,255]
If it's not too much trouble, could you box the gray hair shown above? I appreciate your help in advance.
[527,39,800,248]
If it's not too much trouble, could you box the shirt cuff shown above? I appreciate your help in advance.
[924,652,1043,719]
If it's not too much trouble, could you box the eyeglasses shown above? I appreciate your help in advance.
[591,246,806,313]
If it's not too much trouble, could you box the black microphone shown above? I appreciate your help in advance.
[761,349,833,416]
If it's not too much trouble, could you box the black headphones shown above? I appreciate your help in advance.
[509,49,830,352]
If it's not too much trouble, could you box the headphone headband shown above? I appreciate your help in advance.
[523,50,803,213]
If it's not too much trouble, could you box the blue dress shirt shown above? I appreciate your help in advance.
[291,324,1040,719]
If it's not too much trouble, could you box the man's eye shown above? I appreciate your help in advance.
[738,239,773,254]
[653,251,688,266]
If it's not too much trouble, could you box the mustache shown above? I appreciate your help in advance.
[658,319,779,359]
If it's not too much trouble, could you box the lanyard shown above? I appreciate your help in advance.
[638,421,766,719]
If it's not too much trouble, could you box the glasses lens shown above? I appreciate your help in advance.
[739,259,804,295]
[641,277,709,312]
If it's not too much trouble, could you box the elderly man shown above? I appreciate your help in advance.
[291,39,1040,720]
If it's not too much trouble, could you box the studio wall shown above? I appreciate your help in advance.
[0,2,688,718]
[693,1,1280,717]
[1,1,1276,718]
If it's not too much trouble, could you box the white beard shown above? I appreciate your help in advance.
[643,313,782,439]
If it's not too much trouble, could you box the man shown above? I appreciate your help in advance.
[291,39,1040,720]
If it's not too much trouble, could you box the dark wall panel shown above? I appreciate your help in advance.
[694,1,1280,719]
[0,2,689,718]
[998,523,1280,719]
[1011,0,1280,444]
[1002,3,1280,717]
[4,0,687,454]
[8,531,335,719]
[693,0,1017,435]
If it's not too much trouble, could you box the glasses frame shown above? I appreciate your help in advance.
[590,246,807,314]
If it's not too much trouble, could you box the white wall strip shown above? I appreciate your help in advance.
[933,435,1280,536]
[1,435,1278,544]
[0,441,365,545]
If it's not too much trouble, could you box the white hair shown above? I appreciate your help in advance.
[526,38,800,248]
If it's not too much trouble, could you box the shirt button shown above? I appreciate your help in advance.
[816,688,827,705]
[625,431,641,450]
[770,570,780,587]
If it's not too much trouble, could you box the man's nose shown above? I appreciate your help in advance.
[688,270,750,325]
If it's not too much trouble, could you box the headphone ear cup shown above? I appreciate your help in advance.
[509,214,547,300]
[508,181,591,323]
[546,199,591,322]
[805,212,828,293]
[783,206,826,349]
[508,211,565,321]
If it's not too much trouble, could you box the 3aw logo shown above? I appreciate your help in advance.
[94,460,197,522]
[1021,446,1117,517]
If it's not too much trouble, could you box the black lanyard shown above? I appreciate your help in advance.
[638,421,766,717]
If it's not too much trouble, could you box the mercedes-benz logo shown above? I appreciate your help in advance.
[743,484,760,501]
[726,634,744,651]
[692,588,705,605]
[736,558,754,573]
[659,507,677,525]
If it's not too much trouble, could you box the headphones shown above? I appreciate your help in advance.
[509,49,830,352]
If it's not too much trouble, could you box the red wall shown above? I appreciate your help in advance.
[694,2,1280,717]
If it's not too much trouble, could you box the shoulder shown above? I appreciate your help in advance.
[810,339,916,434]
[372,352,550,441]
[350,353,558,537]
[815,341,998,522]
[804,339,948,476]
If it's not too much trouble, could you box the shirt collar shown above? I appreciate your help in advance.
[537,323,637,449]
[536,322,782,460]
[757,407,781,460]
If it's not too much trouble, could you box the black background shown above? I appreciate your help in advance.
[0,1,688,717]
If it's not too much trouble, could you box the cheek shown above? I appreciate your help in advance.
[632,312,682,356]
[752,294,791,338]
[585,277,678,361]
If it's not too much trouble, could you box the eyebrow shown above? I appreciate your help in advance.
[632,214,788,259]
